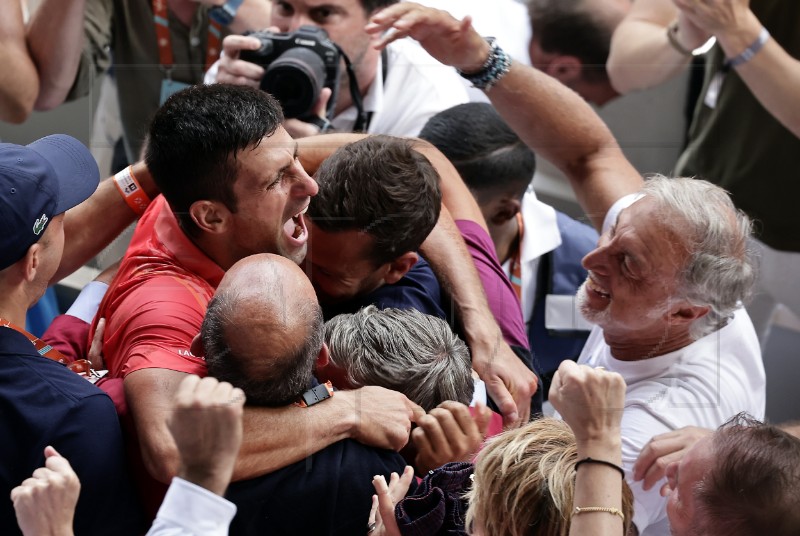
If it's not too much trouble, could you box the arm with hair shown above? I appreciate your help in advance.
[606,0,708,94]
[0,0,38,123]
[367,3,642,232]
[54,162,159,283]
[413,140,536,425]
[125,369,419,482]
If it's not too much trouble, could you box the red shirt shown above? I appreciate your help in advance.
[91,196,224,378]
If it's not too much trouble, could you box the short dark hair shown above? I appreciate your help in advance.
[145,84,284,236]
[526,0,616,84]
[694,414,800,536]
[419,102,535,201]
[309,135,441,265]
[201,292,324,407]
[361,0,398,15]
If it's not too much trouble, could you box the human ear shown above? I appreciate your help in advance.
[384,252,419,285]
[189,200,229,234]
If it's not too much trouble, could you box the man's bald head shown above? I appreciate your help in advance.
[202,254,324,406]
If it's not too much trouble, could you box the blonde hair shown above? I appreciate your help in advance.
[465,418,633,536]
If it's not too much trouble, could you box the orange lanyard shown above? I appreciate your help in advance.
[0,318,95,377]
[152,0,221,73]
[508,212,524,300]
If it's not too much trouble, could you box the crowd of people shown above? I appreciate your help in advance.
[2,0,800,535]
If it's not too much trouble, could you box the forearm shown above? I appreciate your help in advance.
[571,436,626,536]
[28,0,88,110]
[715,12,800,139]
[56,161,159,283]
[228,0,272,33]
[606,0,693,94]
[486,62,641,230]
[420,208,498,360]
[234,398,354,480]
[296,132,366,174]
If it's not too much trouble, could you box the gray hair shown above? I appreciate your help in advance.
[324,306,473,411]
[642,176,756,339]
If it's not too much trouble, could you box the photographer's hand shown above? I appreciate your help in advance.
[215,34,267,88]
[285,87,333,138]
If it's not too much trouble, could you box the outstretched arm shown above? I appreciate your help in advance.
[56,162,159,283]
[367,3,642,232]
[0,0,38,123]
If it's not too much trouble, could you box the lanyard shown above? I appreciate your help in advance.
[0,318,98,378]
[152,0,221,74]
[508,212,525,300]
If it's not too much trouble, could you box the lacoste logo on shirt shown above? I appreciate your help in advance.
[33,213,48,235]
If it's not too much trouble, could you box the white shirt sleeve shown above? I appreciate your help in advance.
[65,281,109,324]
[146,477,237,536]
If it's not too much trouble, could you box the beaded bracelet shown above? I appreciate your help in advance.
[574,457,626,479]
[457,37,512,91]
[113,165,152,216]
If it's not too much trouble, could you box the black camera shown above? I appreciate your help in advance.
[240,26,341,119]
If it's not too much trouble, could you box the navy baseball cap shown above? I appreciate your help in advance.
[0,135,100,271]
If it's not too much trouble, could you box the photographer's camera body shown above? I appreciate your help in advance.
[241,26,341,119]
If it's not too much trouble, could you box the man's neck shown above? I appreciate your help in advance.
[489,217,520,265]
[604,329,697,362]
[0,296,32,328]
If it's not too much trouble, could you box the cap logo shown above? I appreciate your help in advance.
[33,213,48,236]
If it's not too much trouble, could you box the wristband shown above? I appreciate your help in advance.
[113,165,152,216]
[457,37,511,91]
[574,457,625,479]
[725,26,770,68]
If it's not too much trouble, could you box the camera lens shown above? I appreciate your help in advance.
[262,47,327,118]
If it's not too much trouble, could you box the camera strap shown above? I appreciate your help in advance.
[337,46,388,132]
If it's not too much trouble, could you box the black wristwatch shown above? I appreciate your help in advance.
[209,0,244,26]
[295,381,334,408]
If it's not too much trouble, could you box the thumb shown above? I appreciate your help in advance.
[486,378,519,428]
[313,87,333,120]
